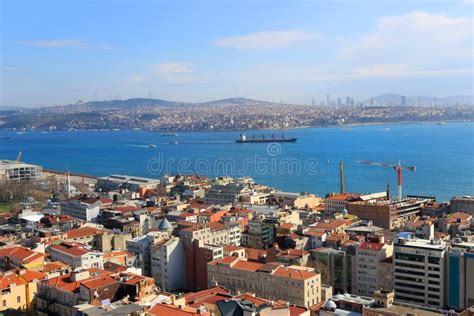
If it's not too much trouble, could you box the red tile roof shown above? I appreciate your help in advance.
[232,260,262,272]
[0,273,26,289]
[359,242,385,251]
[67,226,104,239]
[273,266,316,280]
[81,275,118,289]
[49,242,94,257]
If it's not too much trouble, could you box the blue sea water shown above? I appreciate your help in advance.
[0,122,473,201]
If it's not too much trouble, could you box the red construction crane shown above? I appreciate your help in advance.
[356,160,416,201]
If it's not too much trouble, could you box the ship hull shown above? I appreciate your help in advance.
[235,138,297,143]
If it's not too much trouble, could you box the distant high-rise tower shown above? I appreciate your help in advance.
[401,95,406,106]
[345,97,351,106]
[337,98,342,107]
[327,94,330,106]
[312,98,315,106]
[371,97,375,106]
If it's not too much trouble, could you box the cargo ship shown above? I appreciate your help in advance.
[235,133,297,143]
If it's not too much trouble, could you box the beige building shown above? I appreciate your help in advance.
[355,242,393,296]
[208,256,321,307]
[378,256,394,291]
[180,222,236,246]
[0,269,45,315]
[347,198,429,230]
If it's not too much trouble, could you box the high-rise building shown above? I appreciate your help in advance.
[393,235,447,309]
[327,94,330,106]
[447,247,474,311]
[312,98,316,106]
[346,97,351,107]
[401,95,406,106]
[337,98,342,107]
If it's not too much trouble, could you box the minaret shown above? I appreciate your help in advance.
[67,169,71,198]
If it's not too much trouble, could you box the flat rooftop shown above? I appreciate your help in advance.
[0,160,41,168]
[396,237,446,250]
[98,174,160,183]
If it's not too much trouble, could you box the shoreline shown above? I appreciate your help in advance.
[1,119,472,134]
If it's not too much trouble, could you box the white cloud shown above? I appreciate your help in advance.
[153,62,193,76]
[19,39,116,50]
[341,12,472,66]
[19,39,88,48]
[213,30,319,50]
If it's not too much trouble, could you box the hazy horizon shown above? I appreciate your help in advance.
[1,0,473,107]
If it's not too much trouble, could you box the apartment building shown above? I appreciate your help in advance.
[207,257,321,307]
[269,191,320,209]
[355,241,393,296]
[126,231,168,276]
[242,216,276,249]
[48,242,104,269]
[60,196,101,222]
[378,256,394,291]
[0,269,45,316]
[179,222,234,246]
[393,236,447,309]
[324,193,356,214]
[151,236,186,291]
[204,184,252,205]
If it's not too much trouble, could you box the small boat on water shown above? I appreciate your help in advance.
[437,121,446,125]
[169,141,179,145]
[148,144,157,148]
[161,132,178,136]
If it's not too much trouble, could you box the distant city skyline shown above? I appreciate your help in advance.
[1,0,473,107]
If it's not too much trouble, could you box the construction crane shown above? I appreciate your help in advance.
[356,160,416,201]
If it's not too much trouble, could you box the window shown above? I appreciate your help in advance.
[17,296,21,303]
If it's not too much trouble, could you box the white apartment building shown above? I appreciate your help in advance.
[126,231,168,276]
[151,237,186,292]
[355,241,393,296]
[60,196,100,222]
[48,242,104,269]
[393,236,447,309]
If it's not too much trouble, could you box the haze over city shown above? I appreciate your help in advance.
[1,0,473,107]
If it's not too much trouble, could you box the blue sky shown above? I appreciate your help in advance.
[1,0,472,107]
